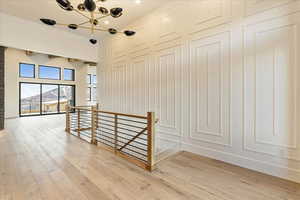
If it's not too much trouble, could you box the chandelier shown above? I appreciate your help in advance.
[40,0,136,44]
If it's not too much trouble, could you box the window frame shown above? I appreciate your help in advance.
[38,65,61,80]
[87,74,92,84]
[63,68,75,81]
[87,87,91,101]
[19,82,76,117]
[19,63,35,78]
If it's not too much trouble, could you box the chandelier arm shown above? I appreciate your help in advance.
[91,12,95,34]
[74,9,91,20]
[56,23,69,26]
[78,25,95,30]
[78,20,90,26]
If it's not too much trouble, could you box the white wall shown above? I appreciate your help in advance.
[0,12,98,62]
[98,0,300,183]
[5,47,88,118]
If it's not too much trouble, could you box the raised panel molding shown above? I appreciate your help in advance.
[111,66,127,113]
[190,0,231,33]
[156,46,182,137]
[190,31,231,146]
[245,0,294,16]
[127,59,148,115]
[244,15,300,160]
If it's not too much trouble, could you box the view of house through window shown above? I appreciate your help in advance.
[20,83,41,116]
[20,83,75,116]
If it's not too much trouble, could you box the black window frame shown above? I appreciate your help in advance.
[63,68,75,81]
[19,82,76,117]
[38,65,61,80]
[19,63,35,78]
[87,74,92,84]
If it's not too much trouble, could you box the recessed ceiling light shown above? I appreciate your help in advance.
[104,20,109,25]
[135,0,141,4]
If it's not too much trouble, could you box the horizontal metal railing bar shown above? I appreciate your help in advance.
[79,122,92,126]
[117,126,147,134]
[79,132,92,138]
[98,118,114,124]
[117,122,146,130]
[120,147,147,157]
[97,129,145,142]
[97,121,146,134]
[96,136,115,145]
[117,117,147,124]
[95,133,147,151]
[95,137,147,160]
[96,125,146,137]
[98,114,115,119]
[97,124,147,139]
[96,130,147,146]
[98,122,115,128]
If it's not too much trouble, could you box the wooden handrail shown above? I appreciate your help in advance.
[68,106,147,119]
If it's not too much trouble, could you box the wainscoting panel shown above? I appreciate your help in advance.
[244,13,300,161]
[156,46,182,137]
[98,0,300,183]
[190,31,231,146]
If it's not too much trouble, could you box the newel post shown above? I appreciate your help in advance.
[96,103,99,128]
[147,112,155,171]
[77,109,81,137]
[65,104,70,134]
[114,114,118,154]
[91,105,97,145]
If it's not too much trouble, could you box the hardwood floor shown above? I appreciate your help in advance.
[1,115,300,200]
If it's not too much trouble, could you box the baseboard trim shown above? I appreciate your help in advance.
[182,142,300,183]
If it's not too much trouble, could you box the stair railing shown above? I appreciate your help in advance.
[65,105,157,171]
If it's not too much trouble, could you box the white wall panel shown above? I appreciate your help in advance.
[98,0,300,183]
[245,0,293,16]
[157,46,182,137]
[244,14,300,161]
[190,31,231,146]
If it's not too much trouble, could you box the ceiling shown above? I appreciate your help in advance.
[0,0,169,38]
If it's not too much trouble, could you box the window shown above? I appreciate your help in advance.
[92,75,97,84]
[87,87,91,101]
[20,83,40,116]
[87,74,92,84]
[39,65,61,80]
[19,63,35,78]
[42,84,59,114]
[64,69,75,81]
[60,85,75,112]
[92,87,97,101]
[19,83,75,117]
